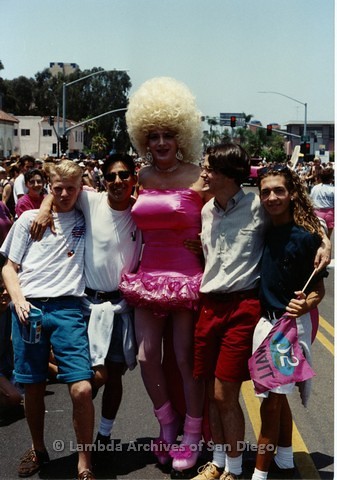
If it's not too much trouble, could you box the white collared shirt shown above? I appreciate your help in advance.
[200,189,268,293]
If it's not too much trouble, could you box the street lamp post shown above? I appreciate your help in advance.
[48,87,60,157]
[258,91,308,138]
[62,68,128,134]
[63,69,107,136]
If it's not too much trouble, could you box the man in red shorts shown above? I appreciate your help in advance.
[193,144,330,480]
[193,143,266,480]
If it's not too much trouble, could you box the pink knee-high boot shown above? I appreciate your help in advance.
[170,414,203,471]
[152,401,180,465]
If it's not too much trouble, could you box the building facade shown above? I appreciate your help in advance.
[49,62,79,77]
[12,116,84,159]
[284,121,334,160]
[0,111,19,158]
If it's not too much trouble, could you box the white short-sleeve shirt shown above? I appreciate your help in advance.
[76,191,142,291]
[1,209,86,298]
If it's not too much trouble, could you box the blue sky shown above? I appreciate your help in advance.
[1,0,334,127]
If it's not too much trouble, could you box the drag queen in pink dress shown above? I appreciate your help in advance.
[119,77,210,473]
[121,188,203,314]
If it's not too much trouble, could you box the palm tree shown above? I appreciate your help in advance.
[207,117,219,132]
[91,132,108,157]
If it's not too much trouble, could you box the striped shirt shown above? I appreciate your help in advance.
[1,209,86,298]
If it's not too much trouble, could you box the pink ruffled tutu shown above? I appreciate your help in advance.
[120,270,202,313]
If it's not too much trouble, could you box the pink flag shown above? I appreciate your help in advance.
[248,313,315,394]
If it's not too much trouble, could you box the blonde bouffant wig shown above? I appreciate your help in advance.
[126,77,203,164]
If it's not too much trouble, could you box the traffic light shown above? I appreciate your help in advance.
[266,124,273,136]
[230,116,236,128]
[49,116,54,126]
[300,142,310,155]
[60,135,68,153]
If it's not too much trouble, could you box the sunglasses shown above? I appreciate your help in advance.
[258,163,289,177]
[104,171,131,182]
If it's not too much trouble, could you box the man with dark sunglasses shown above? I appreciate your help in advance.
[30,154,142,468]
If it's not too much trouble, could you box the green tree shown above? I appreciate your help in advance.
[91,132,109,157]
[221,129,232,143]
[261,134,287,163]
[244,113,254,125]
[34,69,58,116]
[201,116,223,150]
[57,68,131,152]
[3,76,35,114]
[0,60,4,109]
[2,67,132,153]
[241,128,266,158]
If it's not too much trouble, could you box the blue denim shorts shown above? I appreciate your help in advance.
[12,297,93,384]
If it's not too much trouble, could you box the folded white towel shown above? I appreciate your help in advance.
[87,299,136,369]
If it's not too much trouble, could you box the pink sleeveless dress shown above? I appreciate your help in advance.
[119,189,203,314]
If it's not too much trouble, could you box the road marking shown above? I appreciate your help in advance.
[292,424,321,479]
[319,315,334,337]
[241,381,320,478]
[316,330,334,354]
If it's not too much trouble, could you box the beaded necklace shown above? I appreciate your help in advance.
[154,162,180,173]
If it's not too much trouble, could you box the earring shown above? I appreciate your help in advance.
[176,149,183,161]
[145,148,153,163]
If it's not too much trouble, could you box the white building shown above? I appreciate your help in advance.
[0,110,19,158]
[13,116,84,159]
[49,62,79,77]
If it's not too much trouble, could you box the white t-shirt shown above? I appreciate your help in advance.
[13,173,28,204]
[1,209,86,298]
[310,183,334,209]
[76,190,142,291]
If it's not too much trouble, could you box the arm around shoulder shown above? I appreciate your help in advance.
[30,193,55,240]
[314,229,331,271]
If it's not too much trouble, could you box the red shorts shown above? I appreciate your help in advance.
[194,292,261,383]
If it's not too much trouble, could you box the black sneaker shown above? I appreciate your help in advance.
[95,432,111,446]
[268,459,295,479]
[92,432,111,466]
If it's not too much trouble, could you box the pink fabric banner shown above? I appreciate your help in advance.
[249,314,316,394]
